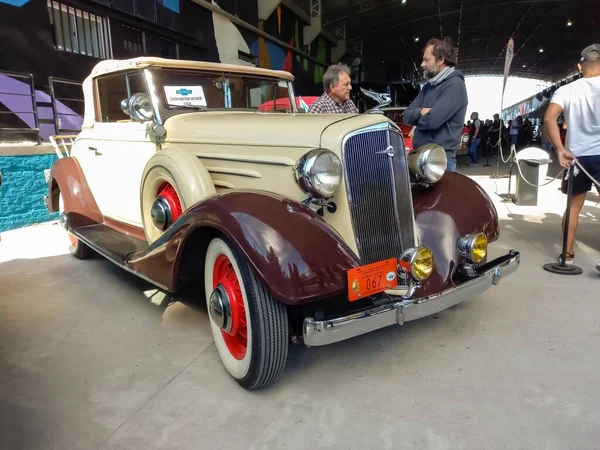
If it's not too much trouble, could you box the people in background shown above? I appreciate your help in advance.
[403,37,468,172]
[482,118,494,160]
[308,63,359,114]
[467,112,482,166]
[521,118,533,146]
[490,113,503,149]
[538,121,553,153]
[544,43,600,272]
[509,116,521,148]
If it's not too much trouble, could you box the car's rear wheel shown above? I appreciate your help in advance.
[204,237,288,390]
[59,193,91,259]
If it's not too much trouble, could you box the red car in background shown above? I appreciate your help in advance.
[258,96,319,112]
[381,107,413,151]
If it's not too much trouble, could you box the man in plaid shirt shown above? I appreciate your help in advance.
[308,63,359,114]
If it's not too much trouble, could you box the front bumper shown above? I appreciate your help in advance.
[303,250,520,346]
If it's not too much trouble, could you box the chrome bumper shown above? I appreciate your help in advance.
[303,250,520,347]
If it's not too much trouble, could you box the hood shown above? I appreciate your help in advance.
[163,111,361,149]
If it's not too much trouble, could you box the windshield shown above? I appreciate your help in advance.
[148,68,297,119]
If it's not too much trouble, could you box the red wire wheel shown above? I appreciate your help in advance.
[157,182,183,223]
[213,254,248,360]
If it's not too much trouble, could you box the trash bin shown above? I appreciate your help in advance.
[514,147,552,206]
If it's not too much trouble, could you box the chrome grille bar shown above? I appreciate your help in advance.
[342,125,416,267]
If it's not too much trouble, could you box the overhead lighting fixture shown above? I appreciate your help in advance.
[402,0,407,3]
[415,37,420,42]
[522,64,527,68]
[539,48,544,53]
[567,20,573,26]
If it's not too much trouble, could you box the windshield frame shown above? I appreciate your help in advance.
[145,67,298,120]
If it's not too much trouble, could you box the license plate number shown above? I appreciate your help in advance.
[347,258,398,302]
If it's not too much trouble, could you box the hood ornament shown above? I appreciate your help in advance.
[360,88,391,114]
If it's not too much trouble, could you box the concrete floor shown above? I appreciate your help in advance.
[1,158,600,450]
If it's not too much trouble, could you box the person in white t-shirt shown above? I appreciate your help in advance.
[544,44,600,271]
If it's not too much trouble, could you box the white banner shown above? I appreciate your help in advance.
[502,37,515,105]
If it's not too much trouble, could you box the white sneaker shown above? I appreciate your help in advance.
[558,253,575,265]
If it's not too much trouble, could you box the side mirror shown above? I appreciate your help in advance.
[121,93,155,122]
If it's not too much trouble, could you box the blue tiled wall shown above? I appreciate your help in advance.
[0,154,58,232]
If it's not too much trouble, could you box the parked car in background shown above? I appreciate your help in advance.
[47,57,520,390]
[381,107,413,151]
[259,96,318,112]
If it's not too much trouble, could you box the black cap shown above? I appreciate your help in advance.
[581,44,600,62]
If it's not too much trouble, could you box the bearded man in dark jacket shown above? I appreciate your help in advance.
[404,37,468,172]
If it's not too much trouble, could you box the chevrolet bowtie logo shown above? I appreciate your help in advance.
[375,146,395,157]
[176,88,193,96]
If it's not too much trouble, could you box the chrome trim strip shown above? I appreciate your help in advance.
[341,123,415,264]
[341,122,390,147]
[303,251,520,346]
[213,180,235,189]
[196,154,296,167]
[288,81,298,113]
[390,127,418,248]
[205,167,262,178]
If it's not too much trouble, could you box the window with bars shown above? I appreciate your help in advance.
[47,0,112,59]
[160,38,179,59]
[122,25,146,54]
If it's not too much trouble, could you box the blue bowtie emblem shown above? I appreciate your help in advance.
[176,88,192,96]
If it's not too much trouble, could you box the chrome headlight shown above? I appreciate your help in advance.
[294,148,342,198]
[408,143,447,183]
[457,233,488,263]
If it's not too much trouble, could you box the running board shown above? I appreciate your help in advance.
[73,224,148,261]
[70,224,170,291]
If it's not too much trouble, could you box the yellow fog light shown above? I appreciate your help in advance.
[400,246,434,282]
[457,233,488,263]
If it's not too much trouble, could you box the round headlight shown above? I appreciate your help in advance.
[408,143,447,183]
[457,232,488,263]
[294,148,342,198]
[400,246,434,282]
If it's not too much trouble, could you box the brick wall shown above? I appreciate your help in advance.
[0,154,58,232]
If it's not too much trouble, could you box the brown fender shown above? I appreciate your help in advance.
[127,191,362,305]
[48,157,103,227]
[411,171,500,297]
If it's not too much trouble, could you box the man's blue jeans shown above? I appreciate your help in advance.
[469,138,481,164]
[446,154,457,172]
[510,134,518,147]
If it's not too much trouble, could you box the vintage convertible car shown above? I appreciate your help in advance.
[46,57,520,390]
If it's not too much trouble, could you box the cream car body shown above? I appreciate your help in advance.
[48,57,520,390]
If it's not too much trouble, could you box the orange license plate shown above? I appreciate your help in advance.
[347,258,398,302]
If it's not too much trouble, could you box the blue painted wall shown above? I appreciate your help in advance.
[0,154,58,232]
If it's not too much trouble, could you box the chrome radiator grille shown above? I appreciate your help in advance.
[342,125,416,266]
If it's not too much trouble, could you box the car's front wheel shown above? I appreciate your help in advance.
[204,237,288,390]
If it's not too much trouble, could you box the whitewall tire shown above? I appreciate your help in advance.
[204,237,288,389]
